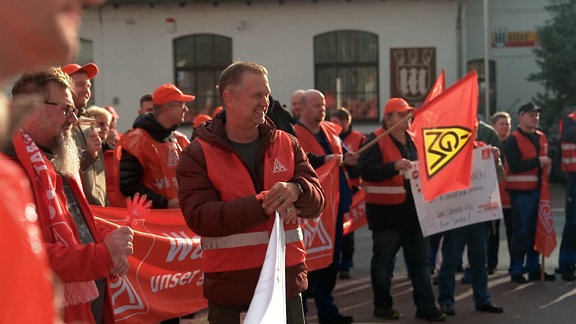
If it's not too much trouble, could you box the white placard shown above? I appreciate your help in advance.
[410,147,503,237]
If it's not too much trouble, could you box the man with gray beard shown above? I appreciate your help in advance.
[5,66,134,323]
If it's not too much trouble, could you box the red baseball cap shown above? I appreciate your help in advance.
[384,98,415,114]
[61,62,99,79]
[152,84,195,105]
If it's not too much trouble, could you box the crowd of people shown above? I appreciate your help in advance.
[2,2,576,324]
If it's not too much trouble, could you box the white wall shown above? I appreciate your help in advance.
[465,0,549,117]
[80,0,460,133]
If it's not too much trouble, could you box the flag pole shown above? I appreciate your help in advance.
[354,112,414,156]
[483,0,491,119]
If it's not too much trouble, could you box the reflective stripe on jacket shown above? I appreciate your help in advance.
[364,128,412,205]
[197,130,306,273]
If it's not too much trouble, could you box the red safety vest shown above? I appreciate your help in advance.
[506,129,547,191]
[560,112,576,172]
[364,128,413,205]
[197,131,306,273]
[343,130,364,188]
[110,129,189,207]
[343,130,364,153]
[294,121,343,156]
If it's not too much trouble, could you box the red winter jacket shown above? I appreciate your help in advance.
[177,112,325,306]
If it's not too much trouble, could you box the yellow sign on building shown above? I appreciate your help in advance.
[492,30,538,47]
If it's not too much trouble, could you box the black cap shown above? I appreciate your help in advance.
[518,102,541,115]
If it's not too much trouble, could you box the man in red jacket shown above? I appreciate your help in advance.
[8,67,134,323]
[177,61,325,323]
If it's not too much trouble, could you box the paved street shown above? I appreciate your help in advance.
[188,183,576,323]
[305,182,576,323]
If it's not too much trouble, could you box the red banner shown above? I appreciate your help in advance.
[534,166,557,257]
[343,189,367,236]
[92,159,341,323]
[94,208,207,323]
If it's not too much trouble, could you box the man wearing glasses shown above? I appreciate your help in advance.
[115,84,193,209]
[7,66,134,323]
[62,62,108,207]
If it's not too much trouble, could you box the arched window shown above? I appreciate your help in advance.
[174,34,232,121]
[314,30,379,123]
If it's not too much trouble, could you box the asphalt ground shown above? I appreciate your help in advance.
[185,183,576,324]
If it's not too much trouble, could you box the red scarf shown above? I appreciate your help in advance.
[12,129,99,306]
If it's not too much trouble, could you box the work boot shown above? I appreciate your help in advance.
[374,304,400,320]
[562,265,576,281]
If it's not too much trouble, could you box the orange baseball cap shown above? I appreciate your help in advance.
[152,84,195,105]
[212,106,223,117]
[193,114,212,128]
[61,62,99,79]
[384,98,415,114]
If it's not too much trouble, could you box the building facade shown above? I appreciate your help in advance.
[79,0,549,134]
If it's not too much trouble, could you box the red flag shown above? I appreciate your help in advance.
[410,70,478,201]
[534,166,557,257]
[343,189,367,236]
[423,70,445,104]
[299,159,340,271]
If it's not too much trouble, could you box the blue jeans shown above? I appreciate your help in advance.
[487,219,500,270]
[509,190,541,275]
[438,222,491,307]
[370,228,435,310]
[340,232,355,270]
[502,207,514,263]
[429,233,443,269]
[559,180,576,271]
